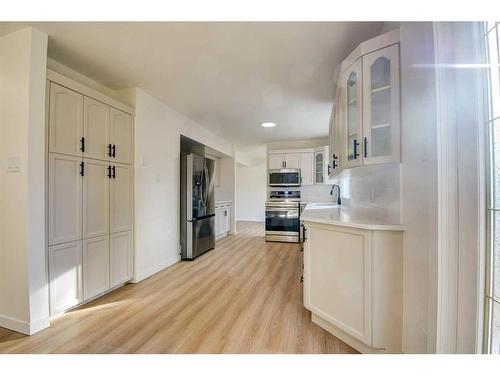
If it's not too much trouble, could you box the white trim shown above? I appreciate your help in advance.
[46,69,135,115]
[0,314,50,336]
[131,256,180,284]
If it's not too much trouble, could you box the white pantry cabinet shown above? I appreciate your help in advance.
[83,235,110,301]
[83,158,110,239]
[48,153,83,246]
[83,97,110,161]
[48,241,83,315]
[47,71,134,317]
[110,163,133,234]
[303,221,403,353]
[110,231,133,288]
[110,108,134,165]
[49,83,84,157]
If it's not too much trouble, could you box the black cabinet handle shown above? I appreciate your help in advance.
[364,137,368,158]
[353,139,360,159]
[112,165,116,179]
[332,154,338,169]
[108,144,112,157]
[80,161,84,176]
[107,165,112,179]
[80,137,85,152]
[112,144,116,158]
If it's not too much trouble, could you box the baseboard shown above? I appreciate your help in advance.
[0,314,50,335]
[132,256,180,283]
[311,313,391,354]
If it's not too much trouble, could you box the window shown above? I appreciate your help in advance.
[485,21,500,354]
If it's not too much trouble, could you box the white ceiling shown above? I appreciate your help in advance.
[0,22,385,144]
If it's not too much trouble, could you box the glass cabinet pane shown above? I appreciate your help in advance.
[315,152,323,183]
[370,57,391,158]
[347,71,359,161]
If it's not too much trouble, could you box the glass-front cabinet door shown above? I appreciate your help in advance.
[362,44,400,164]
[342,58,363,168]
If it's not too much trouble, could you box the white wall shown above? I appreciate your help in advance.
[235,163,267,221]
[235,144,267,222]
[0,27,49,334]
[132,89,234,283]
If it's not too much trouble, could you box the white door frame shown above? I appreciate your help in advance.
[433,21,488,354]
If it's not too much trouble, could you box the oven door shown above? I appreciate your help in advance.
[265,206,300,234]
[268,169,301,187]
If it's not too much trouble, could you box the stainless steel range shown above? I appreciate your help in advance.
[265,190,301,243]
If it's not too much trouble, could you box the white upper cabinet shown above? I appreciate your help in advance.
[343,59,363,168]
[284,153,300,169]
[362,44,400,164]
[300,152,314,185]
[268,153,285,169]
[83,158,110,239]
[314,150,325,184]
[83,97,110,161]
[110,108,133,165]
[328,29,400,173]
[48,153,83,246]
[49,83,84,156]
[110,163,133,233]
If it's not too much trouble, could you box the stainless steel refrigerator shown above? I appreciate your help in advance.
[180,153,215,259]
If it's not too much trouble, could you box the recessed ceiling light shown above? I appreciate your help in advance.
[261,122,276,128]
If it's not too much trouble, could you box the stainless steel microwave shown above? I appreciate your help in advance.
[268,169,301,187]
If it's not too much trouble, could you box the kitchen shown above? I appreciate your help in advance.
[0,15,498,364]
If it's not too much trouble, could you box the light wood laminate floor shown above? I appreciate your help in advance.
[0,222,357,354]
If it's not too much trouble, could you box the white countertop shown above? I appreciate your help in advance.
[301,203,404,231]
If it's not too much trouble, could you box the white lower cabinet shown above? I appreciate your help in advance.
[303,221,403,353]
[215,202,231,239]
[83,235,110,301]
[49,241,83,316]
[110,231,133,288]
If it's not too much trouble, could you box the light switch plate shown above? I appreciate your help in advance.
[7,157,21,172]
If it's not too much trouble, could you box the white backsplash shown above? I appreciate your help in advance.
[300,184,335,203]
[332,164,401,223]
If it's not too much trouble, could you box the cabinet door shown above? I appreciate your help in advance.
[268,153,284,169]
[314,151,325,184]
[110,231,133,288]
[48,153,83,245]
[327,87,344,177]
[110,108,133,164]
[284,153,300,169]
[110,163,133,233]
[300,152,314,185]
[362,44,400,164]
[83,97,110,161]
[305,225,371,345]
[342,59,363,168]
[49,83,84,156]
[224,207,231,233]
[83,158,110,239]
[83,235,110,301]
[49,240,83,316]
[215,209,223,237]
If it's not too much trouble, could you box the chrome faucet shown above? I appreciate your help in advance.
[330,184,341,205]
